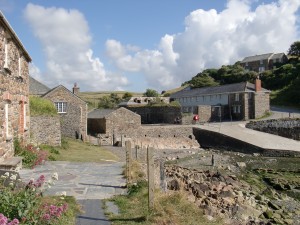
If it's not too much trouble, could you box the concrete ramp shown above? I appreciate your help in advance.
[193,123,300,157]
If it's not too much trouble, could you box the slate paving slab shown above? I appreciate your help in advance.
[19,161,126,225]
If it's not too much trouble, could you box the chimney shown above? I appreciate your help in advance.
[255,76,261,92]
[73,82,80,95]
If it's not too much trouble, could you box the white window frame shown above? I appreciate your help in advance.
[233,105,241,113]
[235,93,239,101]
[18,52,22,77]
[55,102,67,113]
[5,103,9,137]
[260,59,263,65]
[259,66,265,72]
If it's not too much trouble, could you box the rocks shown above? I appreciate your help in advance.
[236,162,247,168]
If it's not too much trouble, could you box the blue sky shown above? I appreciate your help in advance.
[1,0,299,92]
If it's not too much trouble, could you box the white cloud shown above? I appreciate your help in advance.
[24,3,128,91]
[106,0,300,91]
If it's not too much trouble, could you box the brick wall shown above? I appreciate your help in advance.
[43,86,87,141]
[30,116,61,146]
[0,23,30,162]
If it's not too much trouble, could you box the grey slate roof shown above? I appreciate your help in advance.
[270,53,285,60]
[29,76,50,95]
[88,109,114,119]
[241,53,273,63]
[170,82,270,98]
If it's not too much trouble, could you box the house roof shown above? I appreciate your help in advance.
[270,53,286,60]
[241,53,273,63]
[170,82,270,98]
[0,11,31,62]
[29,76,50,95]
[88,109,115,119]
[42,85,87,104]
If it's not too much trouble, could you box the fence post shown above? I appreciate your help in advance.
[125,141,132,185]
[160,159,166,192]
[147,146,155,211]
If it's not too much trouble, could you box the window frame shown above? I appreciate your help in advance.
[55,102,67,113]
[235,93,239,101]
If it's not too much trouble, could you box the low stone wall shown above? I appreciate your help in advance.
[30,116,61,146]
[246,118,300,141]
[193,127,300,157]
[120,126,200,149]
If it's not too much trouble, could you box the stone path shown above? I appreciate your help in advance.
[19,161,126,225]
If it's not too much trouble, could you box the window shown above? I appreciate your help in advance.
[55,102,67,113]
[245,62,248,66]
[233,105,241,113]
[248,92,252,99]
[259,66,265,72]
[235,93,239,101]
[4,103,12,140]
[18,52,22,76]
[260,59,263,65]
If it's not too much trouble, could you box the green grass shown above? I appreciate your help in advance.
[30,96,57,116]
[43,138,119,162]
[108,181,222,225]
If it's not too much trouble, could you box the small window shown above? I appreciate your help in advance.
[233,105,241,113]
[55,102,67,113]
[245,62,248,66]
[18,52,22,77]
[259,67,265,72]
[248,93,252,99]
[4,37,9,69]
[235,93,239,101]
[260,59,263,65]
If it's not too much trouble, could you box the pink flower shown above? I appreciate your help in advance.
[42,214,50,221]
[8,218,19,225]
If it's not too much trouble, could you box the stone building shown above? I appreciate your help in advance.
[88,107,141,145]
[42,84,88,141]
[240,53,288,73]
[0,11,31,163]
[170,78,270,122]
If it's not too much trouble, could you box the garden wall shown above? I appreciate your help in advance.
[246,118,300,141]
[30,116,61,146]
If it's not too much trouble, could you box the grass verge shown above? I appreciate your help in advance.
[42,138,119,162]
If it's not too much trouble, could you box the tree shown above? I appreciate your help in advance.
[190,74,219,88]
[288,41,300,57]
[122,92,133,99]
[143,89,159,97]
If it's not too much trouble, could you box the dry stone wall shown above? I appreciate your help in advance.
[30,116,61,146]
[254,92,270,118]
[246,118,300,141]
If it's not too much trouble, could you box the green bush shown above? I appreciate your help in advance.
[30,96,57,116]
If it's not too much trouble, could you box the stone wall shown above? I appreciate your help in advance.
[193,127,300,157]
[0,21,31,162]
[197,105,211,122]
[30,116,61,146]
[122,126,200,149]
[126,106,181,124]
[246,118,300,141]
[43,86,87,141]
[254,92,270,118]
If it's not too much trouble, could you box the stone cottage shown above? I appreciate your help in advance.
[88,107,141,145]
[240,53,288,73]
[42,84,88,141]
[170,78,270,122]
[0,11,31,163]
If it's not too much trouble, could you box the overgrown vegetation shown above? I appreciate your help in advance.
[29,96,57,116]
[182,42,300,107]
[0,172,80,225]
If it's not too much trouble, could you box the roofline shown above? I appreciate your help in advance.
[42,85,87,104]
[0,11,32,62]
[172,90,270,98]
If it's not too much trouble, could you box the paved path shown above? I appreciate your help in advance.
[19,161,126,225]
[196,122,300,152]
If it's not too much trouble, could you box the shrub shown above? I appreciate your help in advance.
[30,97,57,116]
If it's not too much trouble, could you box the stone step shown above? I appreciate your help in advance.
[0,156,23,171]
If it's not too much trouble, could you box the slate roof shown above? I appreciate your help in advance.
[0,11,31,61]
[170,82,270,98]
[270,53,285,60]
[88,109,114,119]
[29,76,50,95]
[241,53,273,63]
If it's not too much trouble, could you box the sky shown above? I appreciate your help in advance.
[1,0,300,92]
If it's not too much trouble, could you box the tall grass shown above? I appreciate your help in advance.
[30,96,57,116]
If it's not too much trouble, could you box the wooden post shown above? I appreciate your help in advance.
[147,146,154,211]
[125,141,132,185]
[160,159,166,192]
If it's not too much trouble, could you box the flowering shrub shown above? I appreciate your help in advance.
[14,140,49,168]
[0,172,73,225]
